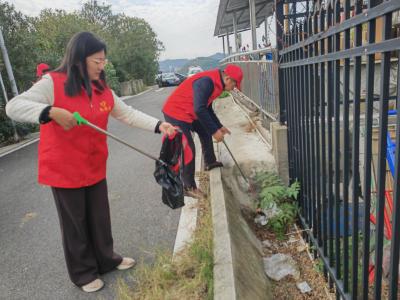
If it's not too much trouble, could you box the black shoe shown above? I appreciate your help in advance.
[205,161,224,171]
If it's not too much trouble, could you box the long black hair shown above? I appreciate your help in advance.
[55,32,107,98]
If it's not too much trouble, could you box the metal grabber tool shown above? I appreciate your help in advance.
[73,112,165,164]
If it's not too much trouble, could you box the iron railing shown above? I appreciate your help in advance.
[220,49,281,121]
[277,0,400,299]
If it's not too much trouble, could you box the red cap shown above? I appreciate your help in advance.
[36,63,50,78]
[224,64,243,90]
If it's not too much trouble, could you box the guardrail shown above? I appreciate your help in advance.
[220,48,280,122]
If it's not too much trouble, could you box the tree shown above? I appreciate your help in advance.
[0,1,38,143]
[78,1,164,84]
[0,1,37,91]
[0,0,165,142]
[0,0,164,93]
[80,0,113,29]
[105,14,164,84]
[32,9,95,70]
[104,62,120,95]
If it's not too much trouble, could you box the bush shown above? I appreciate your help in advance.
[104,62,121,96]
[0,109,38,143]
[255,172,300,238]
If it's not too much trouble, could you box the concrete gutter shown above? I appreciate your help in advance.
[210,95,273,300]
[210,146,272,300]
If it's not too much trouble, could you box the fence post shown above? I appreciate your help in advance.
[275,0,286,125]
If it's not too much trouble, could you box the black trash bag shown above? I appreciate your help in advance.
[154,131,184,209]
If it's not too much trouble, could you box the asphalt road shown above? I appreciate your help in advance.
[0,86,181,300]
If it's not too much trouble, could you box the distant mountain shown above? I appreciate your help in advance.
[158,53,226,74]
[178,57,220,74]
[208,53,226,61]
[158,59,189,73]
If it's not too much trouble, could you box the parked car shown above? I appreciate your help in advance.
[155,73,162,85]
[158,72,186,87]
[174,73,187,83]
[187,66,203,77]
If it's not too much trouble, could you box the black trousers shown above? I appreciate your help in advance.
[51,179,122,287]
[163,113,217,188]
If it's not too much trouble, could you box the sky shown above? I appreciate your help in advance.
[8,0,273,61]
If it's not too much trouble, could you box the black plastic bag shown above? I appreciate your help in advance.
[153,131,184,209]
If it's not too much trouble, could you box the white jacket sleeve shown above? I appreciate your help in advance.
[5,74,54,123]
[110,90,159,132]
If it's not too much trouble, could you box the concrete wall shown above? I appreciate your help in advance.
[120,79,145,96]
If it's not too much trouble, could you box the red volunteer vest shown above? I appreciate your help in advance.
[38,72,114,188]
[162,69,224,123]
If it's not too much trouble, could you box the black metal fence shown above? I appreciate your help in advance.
[276,0,400,298]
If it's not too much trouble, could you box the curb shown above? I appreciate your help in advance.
[120,86,153,101]
[209,153,236,299]
[0,132,40,158]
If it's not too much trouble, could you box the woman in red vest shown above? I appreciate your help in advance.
[162,64,243,199]
[6,32,175,293]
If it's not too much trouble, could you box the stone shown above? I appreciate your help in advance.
[263,253,300,281]
[297,245,308,253]
[255,214,268,226]
[296,281,312,293]
[262,203,281,220]
[262,240,273,248]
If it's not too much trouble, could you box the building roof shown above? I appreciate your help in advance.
[214,0,274,37]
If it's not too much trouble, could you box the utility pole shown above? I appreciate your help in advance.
[249,0,257,50]
[0,27,20,141]
[0,27,19,97]
[0,68,19,141]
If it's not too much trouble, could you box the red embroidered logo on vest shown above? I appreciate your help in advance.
[99,100,112,112]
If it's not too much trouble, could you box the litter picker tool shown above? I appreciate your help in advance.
[221,139,260,199]
[73,112,184,209]
[222,139,249,184]
[73,112,163,164]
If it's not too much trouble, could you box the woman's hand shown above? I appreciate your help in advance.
[158,122,176,136]
[49,107,77,130]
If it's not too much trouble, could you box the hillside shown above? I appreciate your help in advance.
[158,53,225,74]
[158,59,189,72]
[178,57,219,74]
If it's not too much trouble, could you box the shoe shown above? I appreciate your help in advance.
[184,187,206,199]
[81,279,104,293]
[205,161,223,171]
[116,257,136,270]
